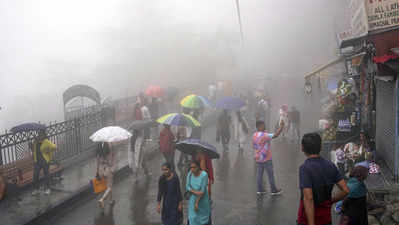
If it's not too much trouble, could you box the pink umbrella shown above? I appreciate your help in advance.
[145,85,164,98]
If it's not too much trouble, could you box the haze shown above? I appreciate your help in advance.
[0,0,348,131]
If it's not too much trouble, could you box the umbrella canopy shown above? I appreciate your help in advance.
[215,96,245,110]
[156,113,201,127]
[180,94,211,109]
[145,85,164,98]
[128,119,157,131]
[176,139,219,159]
[90,126,132,143]
[11,123,46,133]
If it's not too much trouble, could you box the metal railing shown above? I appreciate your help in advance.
[0,96,139,166]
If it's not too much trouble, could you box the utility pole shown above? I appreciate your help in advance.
[235,0,244,43]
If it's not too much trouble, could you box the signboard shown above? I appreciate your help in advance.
[349,0,369,37]
[367,0,399,31]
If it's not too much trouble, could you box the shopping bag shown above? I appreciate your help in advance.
[91,176,107,194]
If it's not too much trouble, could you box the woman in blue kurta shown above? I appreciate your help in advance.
[186,160,211,225]
[157,162,183,225]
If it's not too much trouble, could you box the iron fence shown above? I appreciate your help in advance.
[0,110,105,165]
[0,94,168,166]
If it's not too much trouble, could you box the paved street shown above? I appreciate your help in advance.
[35,125,308,225]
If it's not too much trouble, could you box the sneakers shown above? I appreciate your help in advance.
[256,191,267,195]
[31,189,40,196]
[271,189,283,196]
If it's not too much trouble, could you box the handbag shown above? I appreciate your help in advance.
[184,172,192,200]
[91,176,107,194]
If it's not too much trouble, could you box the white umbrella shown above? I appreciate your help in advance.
[90,126,132,143]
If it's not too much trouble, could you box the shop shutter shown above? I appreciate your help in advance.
[375,80,395,173]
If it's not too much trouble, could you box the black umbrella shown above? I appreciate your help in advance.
[128,120,157,131]
[176,139,219,159]
[10,123,46,133]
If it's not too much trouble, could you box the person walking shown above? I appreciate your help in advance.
[339,165,369,225]
[278,104,290,141]
[97,142,115,208]
[131,128,149,176]
[234,110,249,153]
[177,126,190,168]
[186,160,211,225]
[160,124,176,171]
[217,110,231,152]
[289,106,301,142]
[157,162,183,225]
[253,120,284,196]
[194,150,214,199]
[297,133,349,225]
[191,109,202,140]
[31,130,56,195]
[140,100,152,141]
[134,102,143,121]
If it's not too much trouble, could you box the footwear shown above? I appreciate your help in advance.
[44,188,51,195]
[109,200,116,206]
[98,199,105,209]
[271,189,283,196]
[256,191,267,195]
[31,189,40,196]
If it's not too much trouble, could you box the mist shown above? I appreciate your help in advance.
[0,0,348,131]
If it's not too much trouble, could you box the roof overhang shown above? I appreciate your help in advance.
[304,57,344,80]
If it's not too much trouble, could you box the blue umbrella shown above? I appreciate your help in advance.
[11,123,46,133]
[215,96,245,110]
[176,139,219,159]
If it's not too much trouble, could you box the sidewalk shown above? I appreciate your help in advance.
[0,141,159,225]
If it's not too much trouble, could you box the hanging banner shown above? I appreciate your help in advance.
[350,0,369,37]
[367,0,399,31]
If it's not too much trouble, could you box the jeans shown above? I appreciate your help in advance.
[33,160,50,189]
[256,161,277,192]
[291,122,300,140]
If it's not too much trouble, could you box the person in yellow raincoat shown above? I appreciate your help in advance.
[31,130,56,195]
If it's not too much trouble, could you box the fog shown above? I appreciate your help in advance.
[0,0,349,131]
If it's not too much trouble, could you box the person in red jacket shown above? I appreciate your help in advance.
[159,124,176,171]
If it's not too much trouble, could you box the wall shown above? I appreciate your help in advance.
[376,79,396,174]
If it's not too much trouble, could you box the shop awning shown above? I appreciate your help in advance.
[304,57,344,79]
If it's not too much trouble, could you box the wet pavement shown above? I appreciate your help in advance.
[0,141,158,225]
[40,126,310,225]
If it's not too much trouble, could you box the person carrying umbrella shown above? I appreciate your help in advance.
[159,124,176,171]
[234,109,249,154]
[217,110,231,151]
[97,142,115,208]
[30,129,56,195]
[90,126,132,208]
[194,150,214,199]
[186,160,211,225]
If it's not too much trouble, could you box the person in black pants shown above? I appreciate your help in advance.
[31,130,56,195]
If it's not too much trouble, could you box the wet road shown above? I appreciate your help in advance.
[40,126,307,225]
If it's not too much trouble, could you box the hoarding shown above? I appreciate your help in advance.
[367,0,399,31]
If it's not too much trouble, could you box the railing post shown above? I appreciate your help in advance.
[74,118,82,154]
[0,145,2,166]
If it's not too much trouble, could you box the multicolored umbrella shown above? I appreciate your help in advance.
[176,139,219,159]
[90,126,132,143]
[215,96,245,110]
[145,85,164,98]
[156,113,201,127]
[180,94,211,109]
